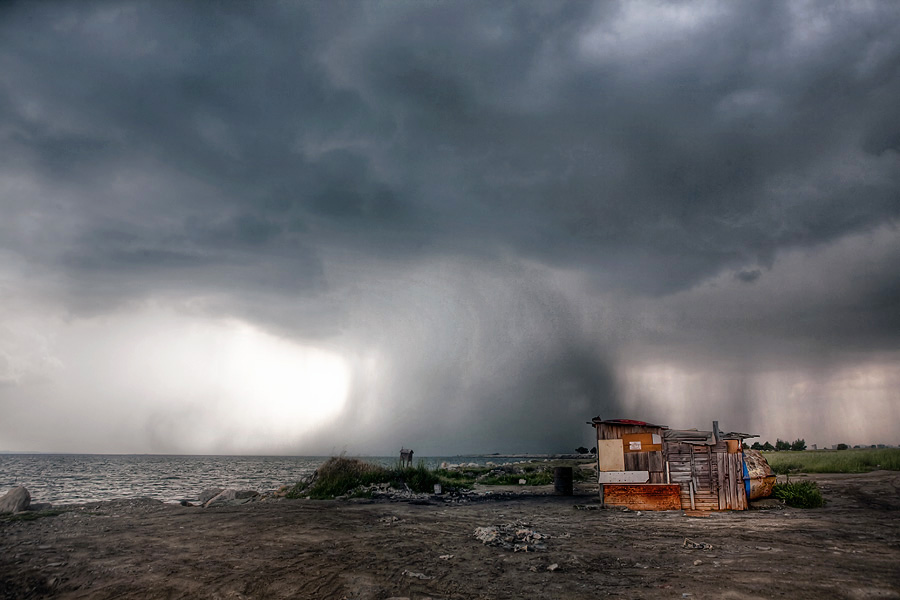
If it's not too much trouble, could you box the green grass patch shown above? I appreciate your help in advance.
[763,448,900,474]
[287,456,388,499]
[286,457,467,499]
[479,471,554,486]
[286,457,597,499]
[773,480,825,508]
[433,469,477,487]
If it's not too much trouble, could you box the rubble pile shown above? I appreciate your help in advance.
[474,523,549,552]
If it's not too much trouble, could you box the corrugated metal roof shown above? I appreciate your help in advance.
[589,417,667,428]
[589,417,757,441]
[664,428,715,445]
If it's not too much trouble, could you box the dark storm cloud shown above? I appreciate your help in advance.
[735,269,762,284]
[3,1,898,289]
[1,1,899,452]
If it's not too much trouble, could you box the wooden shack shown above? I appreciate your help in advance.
[589,417,756,511]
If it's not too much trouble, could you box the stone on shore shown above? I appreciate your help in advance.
[0,486,31,514]
[198,488,224,504]
[204,489,260,508]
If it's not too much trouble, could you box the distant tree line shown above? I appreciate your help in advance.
[749,441,880,451]
[750,438,807,451]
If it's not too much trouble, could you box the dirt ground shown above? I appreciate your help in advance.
[2,472,898,600]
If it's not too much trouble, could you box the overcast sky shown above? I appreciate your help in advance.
[1,1,898,455]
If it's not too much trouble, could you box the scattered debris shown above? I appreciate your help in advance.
[547,563,559,572]
[379,516,401,525]
[683,538,713,550]
[573,504,601,510]
[474,523,549,552]
[693,559,703,566]
[438,554,454,560]
[401,569,433,580]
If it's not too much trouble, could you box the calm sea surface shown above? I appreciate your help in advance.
[0,454,521,505]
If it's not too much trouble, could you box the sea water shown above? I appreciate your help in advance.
[0,454,525,505]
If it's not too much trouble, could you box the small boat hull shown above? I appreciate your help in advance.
[743,449,776,500]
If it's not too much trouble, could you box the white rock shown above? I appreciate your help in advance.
[0,486,30,514]
[198,488,224,504]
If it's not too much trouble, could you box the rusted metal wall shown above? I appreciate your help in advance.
[602,484,682,511]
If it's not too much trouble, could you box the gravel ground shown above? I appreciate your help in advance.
[1,472,898,599]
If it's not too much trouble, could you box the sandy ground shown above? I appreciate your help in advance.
[1,472,899,600]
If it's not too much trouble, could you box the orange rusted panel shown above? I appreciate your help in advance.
[622,433,663,453]
[603,484,682,511]
[726,440,741,454]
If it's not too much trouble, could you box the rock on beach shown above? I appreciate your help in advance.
[203,489,260,508]
[0,486,31,513]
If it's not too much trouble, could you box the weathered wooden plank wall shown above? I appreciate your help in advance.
[596,424,668,484]
[595,422,749,510]
[666,442,715,509]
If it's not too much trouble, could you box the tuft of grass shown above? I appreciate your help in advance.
[772,480,824,508]
[434,468,476,485]
[287,457,466,499]
[391,462,443,493]
[763,448,900,474]
[288,456,389,499]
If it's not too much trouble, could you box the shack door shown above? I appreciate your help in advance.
[717,441,747,510]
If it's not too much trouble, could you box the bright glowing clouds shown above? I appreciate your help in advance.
[0,305,351,454]
[212,322,351,442]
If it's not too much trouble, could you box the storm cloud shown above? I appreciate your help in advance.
[1,1,899,454]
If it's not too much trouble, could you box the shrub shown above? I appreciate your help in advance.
[397,462,441,493]
[773,480,824,508]
[287,457,473,499]
[295,456,389,499]
[836,443,849,451]
[791,438,807,451]
[775,439,791,451]
[286,457,599,499]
